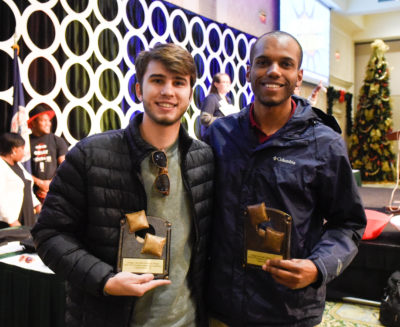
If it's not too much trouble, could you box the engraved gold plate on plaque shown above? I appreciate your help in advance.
[122,258,164,275]
[247,250,283,266]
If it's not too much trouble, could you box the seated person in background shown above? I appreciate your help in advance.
[199,73,238,137]
[27,104,68,203]
[0,133,41,228]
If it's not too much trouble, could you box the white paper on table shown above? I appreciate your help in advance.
[0,252,54,274]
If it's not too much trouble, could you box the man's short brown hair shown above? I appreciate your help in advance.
[135,43,197,88]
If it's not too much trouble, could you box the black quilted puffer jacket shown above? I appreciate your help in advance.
[31,113,214,327]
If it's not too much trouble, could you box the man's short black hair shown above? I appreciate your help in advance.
[249,31,303,69]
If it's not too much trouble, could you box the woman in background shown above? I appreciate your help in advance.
[0,133,41,228]
[198,73,238,138]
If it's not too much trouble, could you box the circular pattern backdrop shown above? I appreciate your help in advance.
[1,0,255,144]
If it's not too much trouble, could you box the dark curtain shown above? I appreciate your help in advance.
[0,262,66,327]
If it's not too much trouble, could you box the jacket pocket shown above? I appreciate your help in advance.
[281,283,326,318]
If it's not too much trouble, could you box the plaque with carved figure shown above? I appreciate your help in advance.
[117,210,171,279]
[245,202,292,268]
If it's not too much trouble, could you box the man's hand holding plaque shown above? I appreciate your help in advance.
[103,272,171,296]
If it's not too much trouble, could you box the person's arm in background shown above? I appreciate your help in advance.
[200,95,219,127]
[200,112,216,126]
[55,134,68,165]
[31,185,42,215]
[32,175,51,194]
[57,155,65,165]
[21,163,42,215]
[307,81,326,106]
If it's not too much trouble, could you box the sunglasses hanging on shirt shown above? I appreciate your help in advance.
[151,150,170,196]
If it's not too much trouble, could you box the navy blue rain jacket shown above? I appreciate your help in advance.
[204,96,366,327]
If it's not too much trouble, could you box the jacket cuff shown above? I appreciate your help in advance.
[100,272,116,297]
[310,257,327,288]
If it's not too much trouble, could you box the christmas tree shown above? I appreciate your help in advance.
[348,39,395,182]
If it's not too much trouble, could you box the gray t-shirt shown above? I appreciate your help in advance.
[131,140,196,327]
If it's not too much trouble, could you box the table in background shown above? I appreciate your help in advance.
[327,186,400,302]
[327,223,400,301]
[0,252,65,327]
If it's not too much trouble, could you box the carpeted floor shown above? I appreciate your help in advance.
[321,301,383,327]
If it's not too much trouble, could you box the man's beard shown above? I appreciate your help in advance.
[258,98,286,107]
[143,103,185,126]
[256,84,296,107]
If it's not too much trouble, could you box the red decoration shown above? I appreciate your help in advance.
[362,209,391,240]
[339,90,346,103]
[259,10,266,24]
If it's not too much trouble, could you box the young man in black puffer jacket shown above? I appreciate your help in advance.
[31,43,214,327]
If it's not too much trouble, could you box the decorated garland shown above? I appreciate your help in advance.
[326,86,353,135]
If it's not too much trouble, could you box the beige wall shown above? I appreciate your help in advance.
[167,0,277,37]
[168,0,400,146]
[327,14,357,141]
[165,0,400,178]
[353,13,400,42]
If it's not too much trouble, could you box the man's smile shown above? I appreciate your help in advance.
[156,102,176,108]
[260,82,284,89]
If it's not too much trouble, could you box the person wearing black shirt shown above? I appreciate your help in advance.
[27,104,68,202]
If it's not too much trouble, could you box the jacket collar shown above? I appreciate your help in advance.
[290,95,341,134]
[240,95,341,139]
[124,112,193,169]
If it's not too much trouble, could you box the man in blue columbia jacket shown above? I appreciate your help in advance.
[205,31,367,327]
